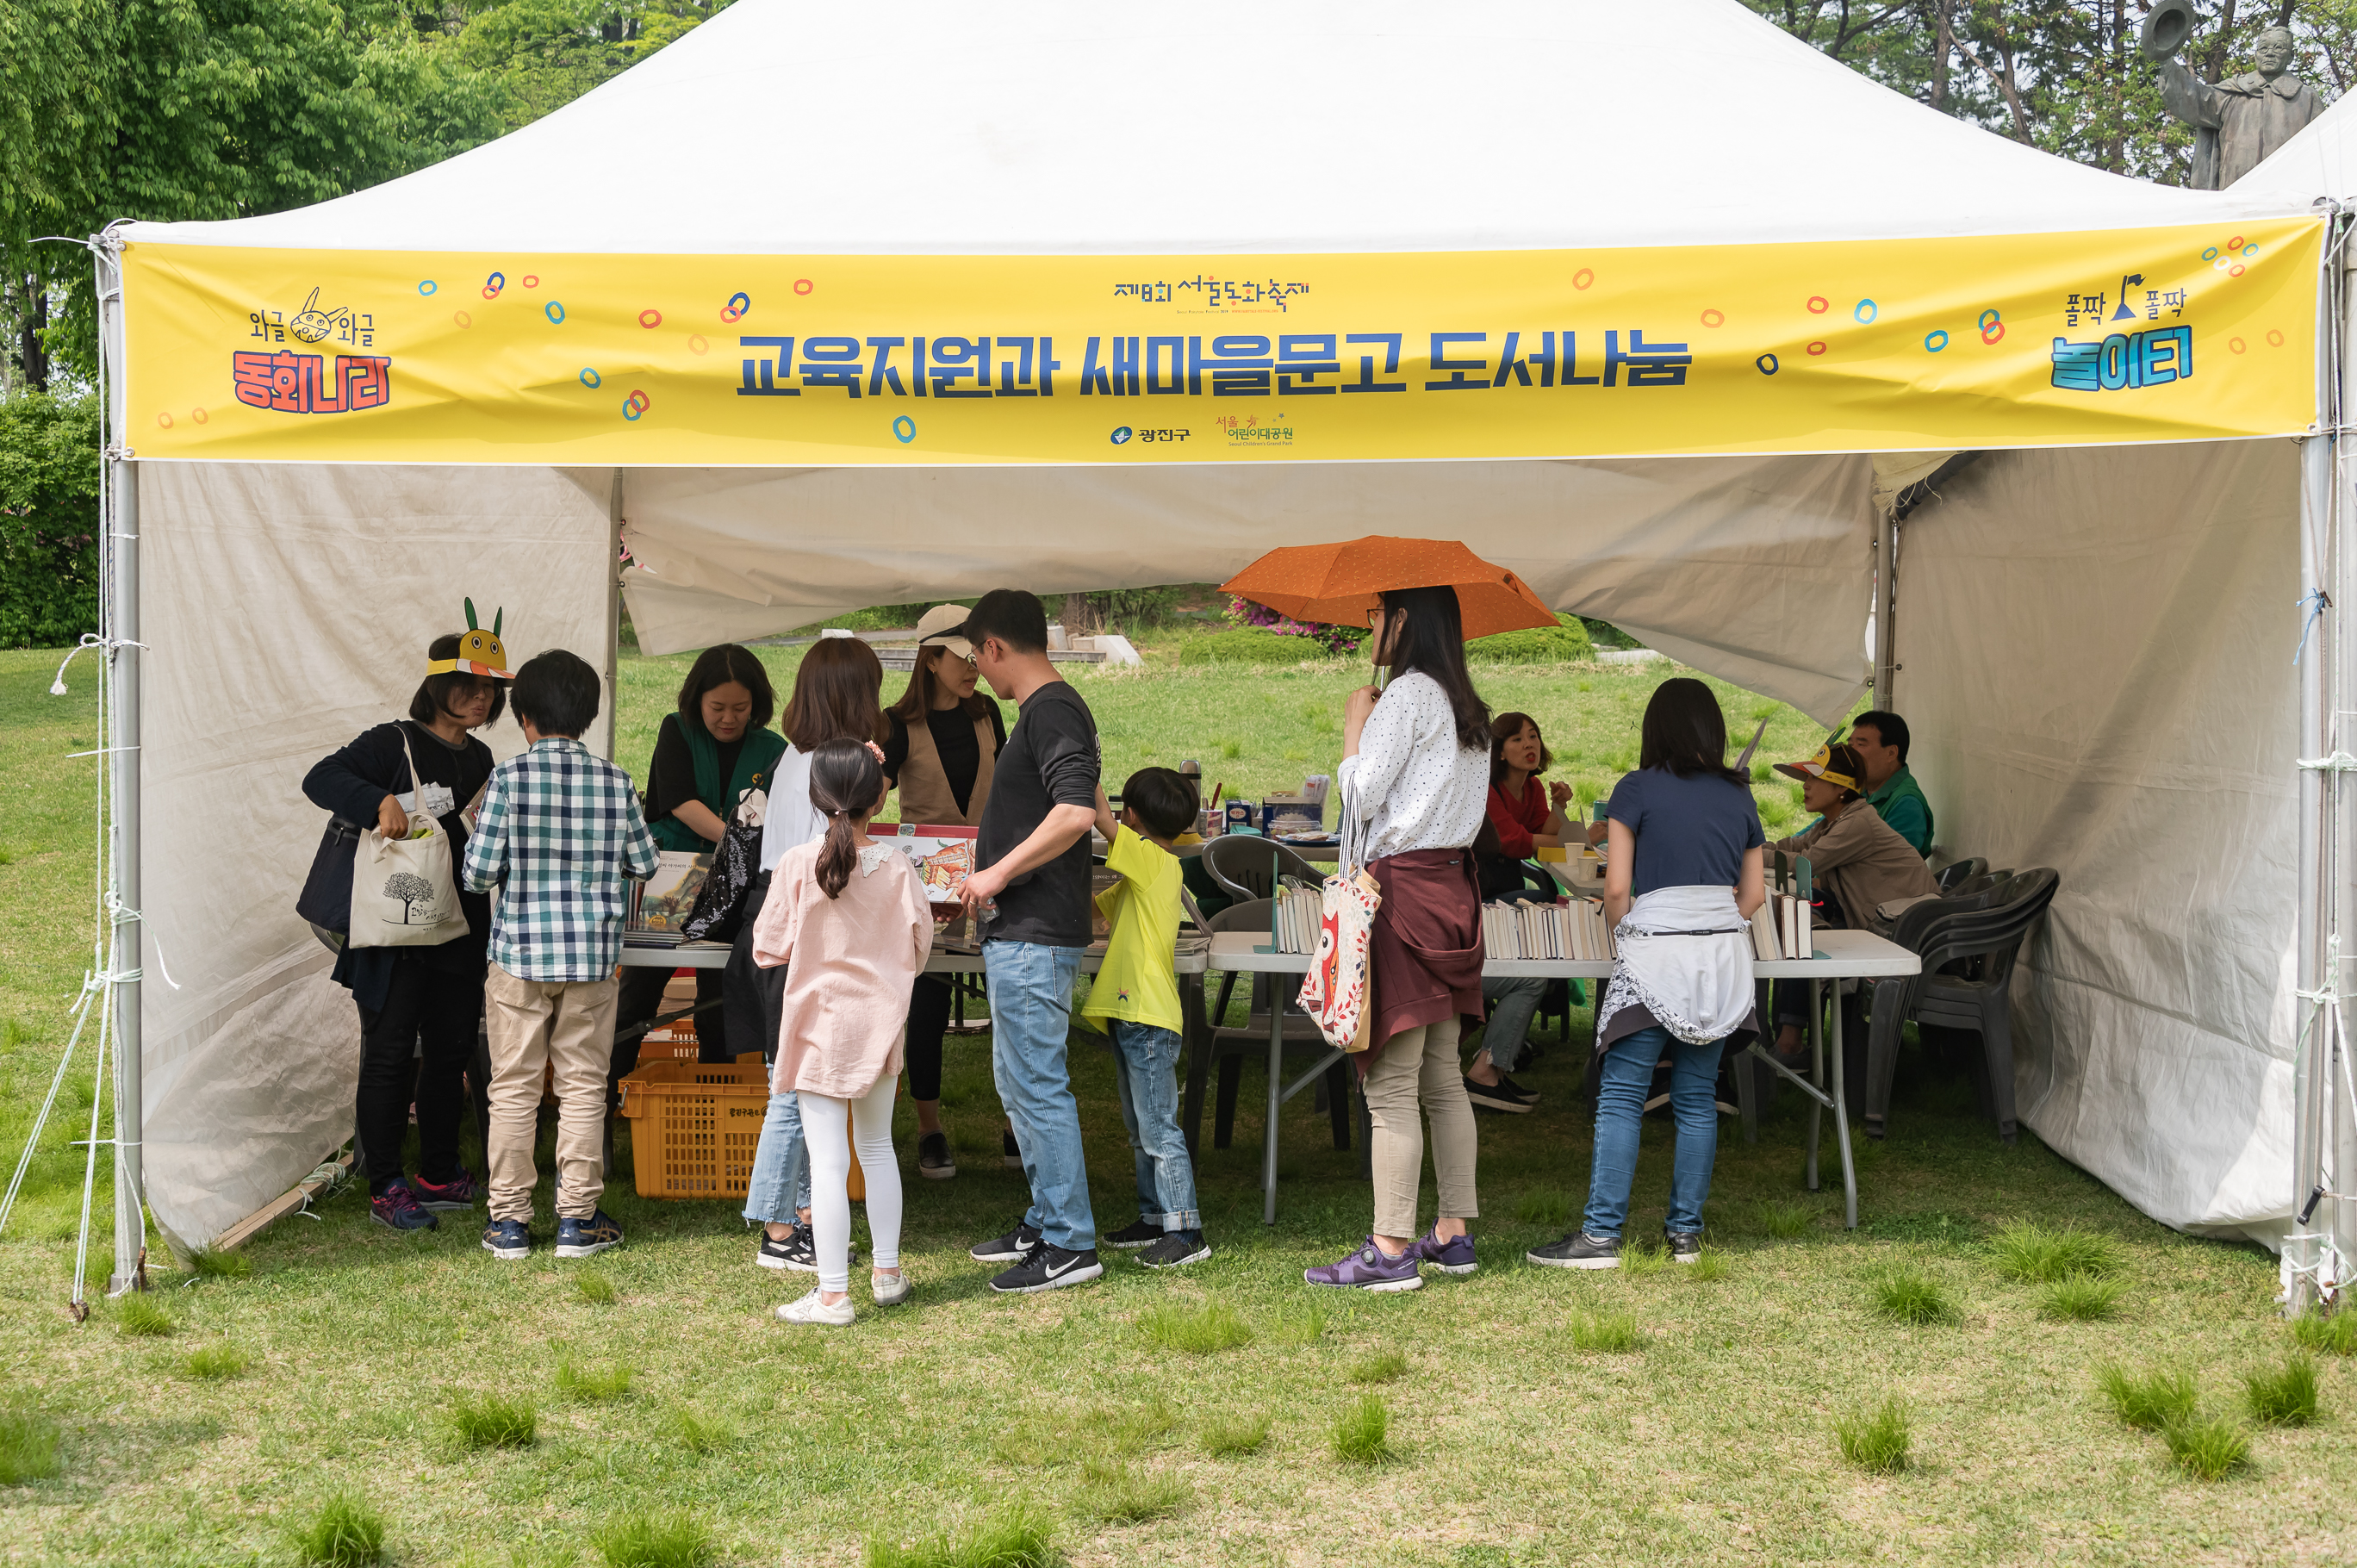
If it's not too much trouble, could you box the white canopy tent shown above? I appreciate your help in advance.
[76,1,2353,1304]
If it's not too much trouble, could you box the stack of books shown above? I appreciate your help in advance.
[1483,898,1616,962]
[1272,877,1323,955]
[1748,855,1816,961]
[625,851,710,947]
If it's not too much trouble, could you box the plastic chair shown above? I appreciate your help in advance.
[1200,836,1328,904]
[1189,899,1353,1155]
[1862,868,2060,1142]
[1935,856,1988,893]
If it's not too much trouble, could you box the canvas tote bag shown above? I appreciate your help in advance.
[348,730,470,949]
[1296,782,1381,1053]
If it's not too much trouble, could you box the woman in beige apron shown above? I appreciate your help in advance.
[882,605,1008,1179]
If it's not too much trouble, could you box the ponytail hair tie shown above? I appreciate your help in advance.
[862,739,886,765]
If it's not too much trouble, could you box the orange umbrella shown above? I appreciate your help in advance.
[1221,536,1558,640]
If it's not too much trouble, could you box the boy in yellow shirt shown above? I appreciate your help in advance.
[1085,767,1208,1267]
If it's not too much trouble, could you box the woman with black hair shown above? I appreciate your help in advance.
[613,644,785,1076]
[302,632,507,1234]
[1305,585,1493,1292]
[1529,677,1765,1272]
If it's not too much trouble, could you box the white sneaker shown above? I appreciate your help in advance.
[871,1269,911,1306]
[775,1289,855,1326]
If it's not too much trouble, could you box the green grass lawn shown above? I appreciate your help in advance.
[2,639,2351,1566]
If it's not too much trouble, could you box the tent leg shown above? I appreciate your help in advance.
[603,470,624,760]
[97,222,145,1292]
[1872,508,1898,708]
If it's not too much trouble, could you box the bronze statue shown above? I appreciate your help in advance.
[2154,25,2325,190]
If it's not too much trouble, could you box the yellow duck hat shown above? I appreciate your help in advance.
[428,599,513,681]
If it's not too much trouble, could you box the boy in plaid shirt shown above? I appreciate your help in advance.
[461,649,659,1260]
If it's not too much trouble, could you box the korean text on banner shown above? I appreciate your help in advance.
[121,220,2322,467]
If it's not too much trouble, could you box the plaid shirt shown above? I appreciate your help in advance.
[461,737,659,982]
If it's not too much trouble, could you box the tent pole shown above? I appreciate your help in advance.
[96,235,145,1293]
[604,470,624,760]
[1872,509,1898,708]
[2331,214,2357,1303]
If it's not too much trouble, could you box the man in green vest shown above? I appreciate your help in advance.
[1848,710,1934,857]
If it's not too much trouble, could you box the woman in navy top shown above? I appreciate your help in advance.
[1528,678,1765,1272]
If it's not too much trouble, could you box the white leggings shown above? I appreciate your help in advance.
[799,1078,902,1295]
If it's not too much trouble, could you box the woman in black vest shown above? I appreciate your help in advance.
[302,632,504,1234]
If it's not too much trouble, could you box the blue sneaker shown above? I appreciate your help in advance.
[1411,1226,1479,1276]
[482,1217,531,1260]
[370,1182,438,1233]
[1303,1236,1423,1292]
[555,1210,624,1260]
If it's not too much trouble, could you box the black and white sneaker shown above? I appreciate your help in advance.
[758,1227,815,1272]
[1665,1230,1703,1265]
[917,1131,956,1180]
[1002,1129,1023,1169]
[990,1242,1103,1294]
[1137,1230,1212,1268]
[1103,1218,1165,1250]
[1463,1075,1535,1115]
[969,1221,1041,1263]
[1527,1231,1623,1270]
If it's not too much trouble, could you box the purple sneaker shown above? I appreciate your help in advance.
[1303,1237,1423,1292]
[370,1182,438,1233]
[411,1167,480,1211]
[1411,1226,1478,1276]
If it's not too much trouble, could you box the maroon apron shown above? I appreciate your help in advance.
[1361,848,1485,1072]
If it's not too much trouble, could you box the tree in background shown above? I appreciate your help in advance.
[0,0,732,393]
[0,393,101,648]
[1744,1,2350,184]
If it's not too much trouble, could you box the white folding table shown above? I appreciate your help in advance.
[1204,927,1919,1228]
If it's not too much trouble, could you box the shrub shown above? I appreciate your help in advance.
[865,1509,1058,1568]
[449,1394,537,1448]
[0,1410,63,1484]
[295,1495,385,1567]
[2094,1363,2197,1430]
[1346,1349,1407,1384]
[1989,1222,2119,1283]
[183,1344,252,1380]
[1222,594,1363,656]
[0,392,102,650]
[1075,1461,1191,1524]
[2038,1274,2124,1322]
[592,1509,716,1568]
[2291,1310,2357,1356]
[1465,613,1595,664]
[1178,629,1338,666]
[1832,1396,1912,1473]
[1870,1267,1954,1325]
[2161,1414,2251,1480]
[2243,1353,2319,1427]
[1137,1301,1253,1355]
[1199,1412,1271,1457]
[1329,1395,1393,1465]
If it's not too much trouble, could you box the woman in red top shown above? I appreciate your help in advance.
[1466,712,1577,1113]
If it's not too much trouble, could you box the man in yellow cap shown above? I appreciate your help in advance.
[1763,742,1938,1063]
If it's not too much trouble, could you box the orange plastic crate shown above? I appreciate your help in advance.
[615,1056,768,1200]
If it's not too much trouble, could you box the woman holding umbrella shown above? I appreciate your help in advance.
[1303,582,1496,1291]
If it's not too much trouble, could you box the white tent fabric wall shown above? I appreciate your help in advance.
[1900,439,2302,1245]
[617,452,1879,725]
[136,464,612,1249]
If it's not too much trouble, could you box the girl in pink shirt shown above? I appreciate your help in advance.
[754,740,935,1324]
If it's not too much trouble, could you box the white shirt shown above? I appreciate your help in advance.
[758,746,827,873]
[1335,672,1489,862]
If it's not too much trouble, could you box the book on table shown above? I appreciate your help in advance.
[626,850,711,945]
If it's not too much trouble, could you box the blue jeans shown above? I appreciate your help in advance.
[986,940,1096,1251]
[1582,1024,1719,1238]
[1109,1020,1199,1231]
[741,1089,812,1226]
[1477,976,1549,1074]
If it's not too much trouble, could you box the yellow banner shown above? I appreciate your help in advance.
[121,221,2320,465]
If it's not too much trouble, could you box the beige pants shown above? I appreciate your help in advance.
[1363,1016,1477,1238]
[483,963,618,1222]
